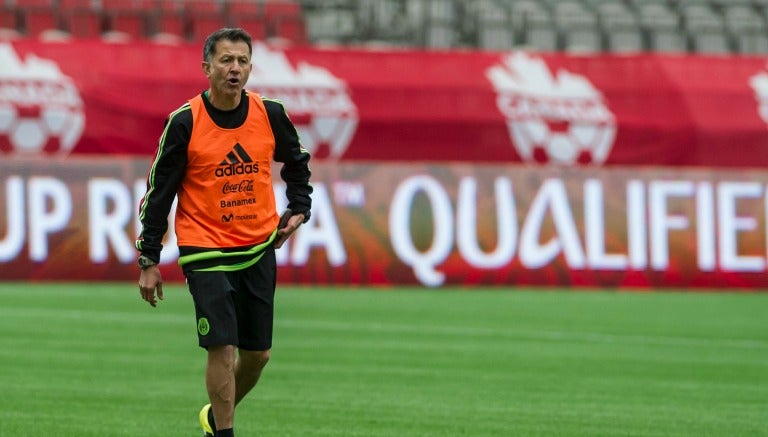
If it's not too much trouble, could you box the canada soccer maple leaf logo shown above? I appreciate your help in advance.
[486,52,616,165]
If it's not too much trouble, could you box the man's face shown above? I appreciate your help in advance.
[203,39,252,99]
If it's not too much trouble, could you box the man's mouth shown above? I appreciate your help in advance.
[227,78,240,85]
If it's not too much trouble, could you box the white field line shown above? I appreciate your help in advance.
[4,308,766,351]
[277,319,768,351]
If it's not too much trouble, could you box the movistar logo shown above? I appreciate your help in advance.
[215,143,259,177]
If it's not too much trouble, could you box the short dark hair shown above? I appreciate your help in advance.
[203,28,253,63]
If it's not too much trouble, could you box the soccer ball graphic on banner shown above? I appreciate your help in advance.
[749,67,768,125]
[0,44,85,155]
[487,52,616,165]
[245,44,358,159]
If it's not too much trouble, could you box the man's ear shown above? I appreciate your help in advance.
[201,61,211,77]
[245,63,253,77]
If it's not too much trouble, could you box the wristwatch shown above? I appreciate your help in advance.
[137,254,157,270]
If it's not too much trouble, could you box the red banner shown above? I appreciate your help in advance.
[2,40,768,167]
[2,157,768,289]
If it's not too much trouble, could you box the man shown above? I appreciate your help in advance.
[135,28,312,437]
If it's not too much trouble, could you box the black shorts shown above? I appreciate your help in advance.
[185,246,276,351]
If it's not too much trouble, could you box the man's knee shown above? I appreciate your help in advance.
[241,349,270,370]
[208,345,237,366]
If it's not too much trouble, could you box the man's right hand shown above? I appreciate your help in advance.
[138,265,164,307]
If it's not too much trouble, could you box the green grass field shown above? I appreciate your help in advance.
[0,283,766,436]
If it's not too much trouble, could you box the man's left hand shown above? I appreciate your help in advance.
[275,212,305,248]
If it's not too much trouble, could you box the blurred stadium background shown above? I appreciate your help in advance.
[0,0,767,53]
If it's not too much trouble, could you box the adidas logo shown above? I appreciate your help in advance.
[215,143,259,177]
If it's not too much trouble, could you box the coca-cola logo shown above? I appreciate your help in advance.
[222,180,254,194]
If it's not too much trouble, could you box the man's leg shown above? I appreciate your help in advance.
[235,349,271,405]
[207,344,237,430]
[232,247,276,406]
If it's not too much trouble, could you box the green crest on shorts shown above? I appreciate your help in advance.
[197,317,210,336]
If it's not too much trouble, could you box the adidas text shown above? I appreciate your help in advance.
[215,162,259,178]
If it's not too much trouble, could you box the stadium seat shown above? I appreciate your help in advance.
[226,1,266,39]
[724,4,768,54]
[598,2,643,52]
[477,15,514,50]
[185,0,226,42]
[101,0,153,40]
[263,0,302,16]
[106,10,150,40]
[14,0,56,7]
[638,2,687,52]
[554,1,596,24]
[733,32,768,54]
[62,8,103,39]
[637,2,678,27]
[303,7,355,44]
[355,0,412,44]
[228,0,262,16]
[270,13,306,44]
[510,0,551,32]
[101,0,154,9]
[152,15,186,41]
[402,0,427,41]
[187,9,227,41]
[0,6,19,32]
[54,0,100,39]
[185,0,223,16]
[425,24,455,48]
[471,0,513,51]
[58,0,92,9]
[650,30,688,53]
[265,0,307,44]
[689,27,730,54]
[20,7,60,38]
[189,14,226,42]
[511,1,557,51]
[524,25,558,52]
[232,15,268,41]
[555,1,602,52]
[424,0,457,48]
[682,4,730,53]
[149,0,187,42]
[605,27,643,53]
